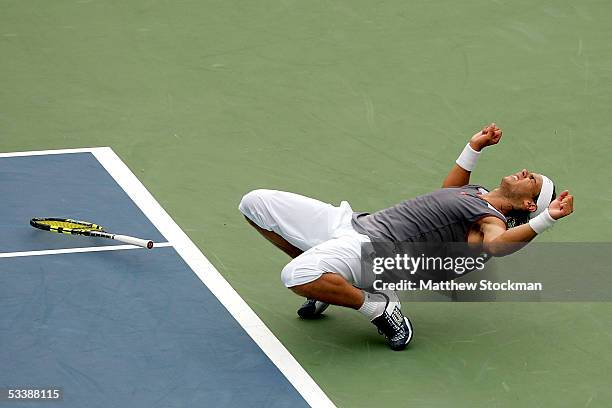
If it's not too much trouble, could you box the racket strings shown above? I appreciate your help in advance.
[39,220,100,230]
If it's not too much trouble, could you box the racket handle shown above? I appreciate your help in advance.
[113,234,154,249]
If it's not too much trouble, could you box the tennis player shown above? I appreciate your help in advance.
[239,123,574,350]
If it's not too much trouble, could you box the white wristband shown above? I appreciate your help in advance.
[456,143,481,172]
[528,209,556,234]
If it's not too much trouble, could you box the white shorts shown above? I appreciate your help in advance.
[238,189,372,288]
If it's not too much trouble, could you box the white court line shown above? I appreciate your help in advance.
[0,147,106,158]
[0,242,172,259]
[85,147,335,408]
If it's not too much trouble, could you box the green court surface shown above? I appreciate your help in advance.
[2,1,612,406]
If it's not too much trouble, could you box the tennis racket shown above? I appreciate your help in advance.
[30,218,154,249]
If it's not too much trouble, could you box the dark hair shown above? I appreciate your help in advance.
[506,186,557,228]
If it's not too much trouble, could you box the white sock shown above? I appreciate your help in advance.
[358,291,386,320]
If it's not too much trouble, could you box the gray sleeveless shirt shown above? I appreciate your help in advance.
[351,185,506,242]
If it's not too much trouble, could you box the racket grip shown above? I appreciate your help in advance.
[113,234,154,249]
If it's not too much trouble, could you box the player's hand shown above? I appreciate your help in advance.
[547,190,574,220]
[469,123,502,151]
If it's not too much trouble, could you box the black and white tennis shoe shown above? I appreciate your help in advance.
[371,291,413,351]
[297,298,329,319]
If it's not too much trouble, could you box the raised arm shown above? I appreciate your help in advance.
[479,191,574,256]
[442,123,503,188]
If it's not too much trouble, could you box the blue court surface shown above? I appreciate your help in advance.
[0,149,332,407]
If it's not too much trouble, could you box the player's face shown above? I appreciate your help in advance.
[500,169,543,200]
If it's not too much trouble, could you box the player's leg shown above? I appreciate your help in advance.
[239,189,349,318]
[243,213,330,316]
[281,236,413,350]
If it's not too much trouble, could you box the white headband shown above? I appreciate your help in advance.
[530,175,554,218]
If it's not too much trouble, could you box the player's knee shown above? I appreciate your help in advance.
[238,189,260,214]
[281,259,322,288]
[281,262,302,288]
[239,189,271,221]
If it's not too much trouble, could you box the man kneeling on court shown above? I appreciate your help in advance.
[238,124,574,351]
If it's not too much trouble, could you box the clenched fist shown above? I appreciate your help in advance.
[548,190,574,220]
[469,123,502,151]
